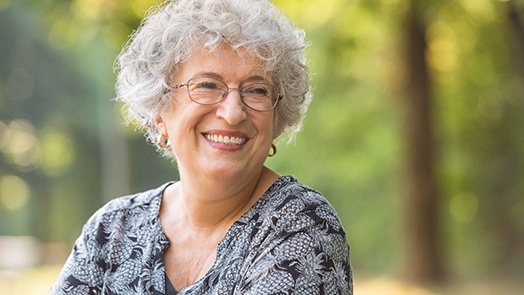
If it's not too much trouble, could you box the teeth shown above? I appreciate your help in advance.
[205,134,246,145]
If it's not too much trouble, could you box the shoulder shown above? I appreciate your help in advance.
[80,182,172,246]
[50,183,172,294]
[239,176,353,294]
[260,176,346,234]
[249,175,349,263]
[87,183,169,223]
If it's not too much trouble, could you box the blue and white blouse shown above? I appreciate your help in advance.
[50,176,353,294]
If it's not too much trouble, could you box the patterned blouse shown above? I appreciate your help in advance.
[50,176,353,294]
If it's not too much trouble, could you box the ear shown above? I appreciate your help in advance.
[155,115,168,136]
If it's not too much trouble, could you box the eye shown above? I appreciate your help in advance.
[193,80,221,90]
[243,84,271,97]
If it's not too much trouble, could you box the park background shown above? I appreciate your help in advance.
[1,0,523,294]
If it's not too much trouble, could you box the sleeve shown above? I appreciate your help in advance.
[48,214,105,295]
[239,195,353,295]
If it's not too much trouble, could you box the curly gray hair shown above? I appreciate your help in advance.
[115,0,311,153]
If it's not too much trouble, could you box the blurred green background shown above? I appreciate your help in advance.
[1,0,523,294]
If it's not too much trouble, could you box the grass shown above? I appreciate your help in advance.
[357,276,524,295]
[0,265,61,294]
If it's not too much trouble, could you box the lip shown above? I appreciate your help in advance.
[202,130,250,151]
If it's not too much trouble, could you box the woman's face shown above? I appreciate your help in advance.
[157,44,274,181]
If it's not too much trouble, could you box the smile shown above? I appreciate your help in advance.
[205,134,247,145]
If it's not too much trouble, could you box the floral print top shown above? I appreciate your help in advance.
[50,176,353,294]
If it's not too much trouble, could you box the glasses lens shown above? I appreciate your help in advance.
[188,77,227,105]
[241,83,275,111]
[186,77,277,111]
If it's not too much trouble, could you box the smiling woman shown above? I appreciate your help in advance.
[50,0,353,294]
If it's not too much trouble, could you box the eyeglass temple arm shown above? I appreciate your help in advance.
[163,83,188,95]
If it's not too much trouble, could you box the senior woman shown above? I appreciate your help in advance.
[51,0,352,294]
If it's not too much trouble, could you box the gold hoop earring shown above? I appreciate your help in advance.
[268,143,277,157]
[157,135,171,149]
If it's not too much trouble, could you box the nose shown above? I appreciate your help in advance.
[215,88,247,125]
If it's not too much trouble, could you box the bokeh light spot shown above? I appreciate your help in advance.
[0,175,30,211]
[450,192,479,223]
[0,121,9,151]
[132,0,156,18]
[427,21,458,74]
[476,93,504,128]
[2,120,41,170]
[40,129,76,177]
[71,0,102,21]
[48,19,77,50]
[104,22,131,52]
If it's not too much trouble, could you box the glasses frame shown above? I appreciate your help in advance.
[170,77,281,112]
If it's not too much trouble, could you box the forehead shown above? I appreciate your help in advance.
[175,44,269,82]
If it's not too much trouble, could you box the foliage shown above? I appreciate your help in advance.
[0,0,523,281]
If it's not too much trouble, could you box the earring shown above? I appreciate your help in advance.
[157,135,171,149]
[268,143,277,157]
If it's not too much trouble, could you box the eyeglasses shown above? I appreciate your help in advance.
[171,77,280,112]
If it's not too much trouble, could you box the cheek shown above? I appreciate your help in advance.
[163,104,192,134]
[263,113,276,138]
[271,113,280,138]
[251,117,272,143]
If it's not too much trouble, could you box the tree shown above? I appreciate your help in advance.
[401,0,444,283]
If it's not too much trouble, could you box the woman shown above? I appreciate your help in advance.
[51,0,353,294]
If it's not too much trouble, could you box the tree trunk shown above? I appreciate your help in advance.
[507,0,524,80]
[402,3,444,283]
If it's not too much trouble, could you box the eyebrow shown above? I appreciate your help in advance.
[191,72,270,84]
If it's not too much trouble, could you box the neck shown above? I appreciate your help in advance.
[163,166,278,231]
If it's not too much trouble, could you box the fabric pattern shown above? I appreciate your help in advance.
[50,176,353,294]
